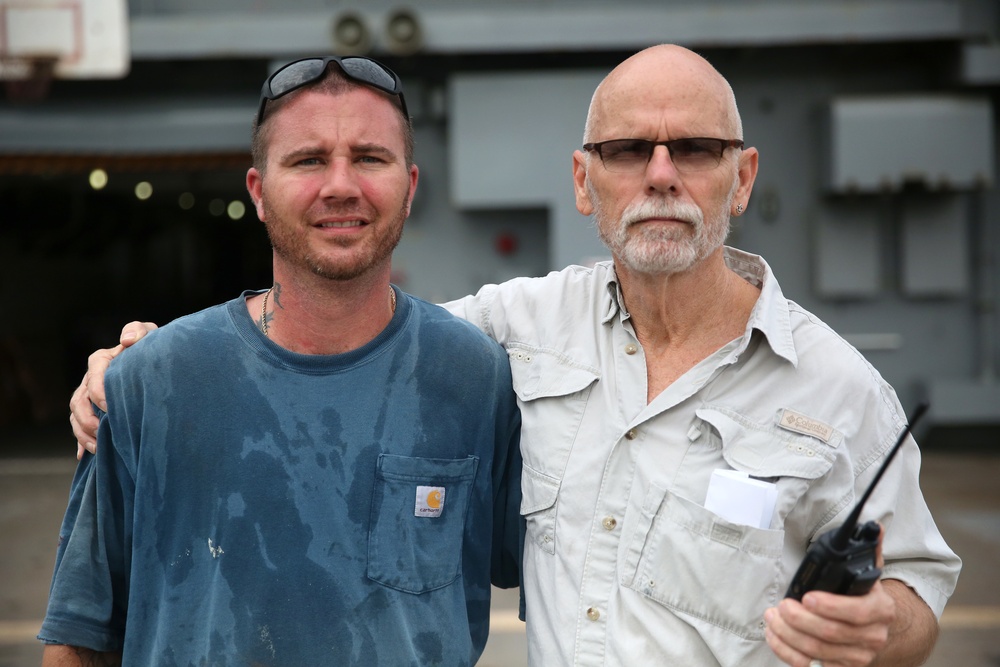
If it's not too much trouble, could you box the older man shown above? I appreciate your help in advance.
[71,45,959,666]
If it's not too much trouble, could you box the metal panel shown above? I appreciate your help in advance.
[927,380,1000,424]
[825,96,994,193]
[813,203,882,299]
[448,70,608,269]
[961,43,1000,85]
[449,71,593,207]
[901,194,969,297]
[126,1,997,59]
[0,100,252,152]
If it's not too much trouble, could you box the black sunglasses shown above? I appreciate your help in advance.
[255,56,409,128]
[583,137,744,173]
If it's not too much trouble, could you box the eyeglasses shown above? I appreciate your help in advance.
[255,56,409,128]
[582,137,744,173]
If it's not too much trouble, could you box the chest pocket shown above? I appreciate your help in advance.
[508,343,598,555]
[621,406,841,642]
[701,406,841,481]
[367,454,478,594]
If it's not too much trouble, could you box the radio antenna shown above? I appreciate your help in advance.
[829,401,929,550]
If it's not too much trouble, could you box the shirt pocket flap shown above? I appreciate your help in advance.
[508,345,599,401]
[520,463,560,515]
[696,407,838,480]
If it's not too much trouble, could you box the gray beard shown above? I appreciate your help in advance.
[590,180,736,275]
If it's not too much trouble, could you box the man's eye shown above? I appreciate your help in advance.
[672,140,716,157]
[604,140,650,160]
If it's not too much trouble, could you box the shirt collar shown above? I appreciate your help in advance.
[723,247,798,366]
[599,247,798,366]
[598,261,623,325]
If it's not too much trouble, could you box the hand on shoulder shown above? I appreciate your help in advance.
[70,321,158,458]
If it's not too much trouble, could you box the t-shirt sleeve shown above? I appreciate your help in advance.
[488,348,523,591]
[38,410,131,652]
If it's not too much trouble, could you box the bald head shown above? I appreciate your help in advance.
[584,45,742,144]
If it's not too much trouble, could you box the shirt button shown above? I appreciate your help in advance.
[602,516,617,530]
[624,343,638,355]
[624,429,638,440]
[586,607,600,621]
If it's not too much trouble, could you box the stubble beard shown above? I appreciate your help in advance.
[262,195,408,282]
[590,177,737,275]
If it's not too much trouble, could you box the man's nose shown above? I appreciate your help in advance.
[319,159,363,199]
[643,144,682,194]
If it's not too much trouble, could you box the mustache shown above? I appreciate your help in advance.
[621,199,704,227]
[312,203,368,216]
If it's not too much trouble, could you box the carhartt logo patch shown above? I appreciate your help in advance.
[778,409,834,443]
[415,486,445,518]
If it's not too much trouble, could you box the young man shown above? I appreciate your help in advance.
[43,56,521,666]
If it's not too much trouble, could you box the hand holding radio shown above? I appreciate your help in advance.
[765,402,929,667]
[765,579,897,667]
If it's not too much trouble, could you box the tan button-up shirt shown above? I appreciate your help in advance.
[445,247,960,666]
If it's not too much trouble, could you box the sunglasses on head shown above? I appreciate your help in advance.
[255,55,409,128]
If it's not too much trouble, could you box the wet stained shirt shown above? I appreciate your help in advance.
[444,247,961,666]
[40,290,522,666]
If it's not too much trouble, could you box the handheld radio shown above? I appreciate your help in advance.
[784,402,929,601]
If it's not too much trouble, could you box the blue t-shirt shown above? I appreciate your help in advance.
[41,289,522,666]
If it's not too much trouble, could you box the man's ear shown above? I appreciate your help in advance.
[404,164,419,217]
[572,150,595,216]
[731,146,759,216]
[246,167,266,222]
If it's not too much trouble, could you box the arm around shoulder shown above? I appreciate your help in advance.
[42,644,122,667]
[69,321,158,455]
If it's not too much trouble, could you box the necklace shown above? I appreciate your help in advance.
[261,287,272,337]
[260,286,395,338]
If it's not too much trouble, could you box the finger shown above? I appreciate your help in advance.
[764,629,801,666]
[802,583,895,627]
[120,321,157,346]
[69,382,99,448]
[765,605,823,667]
[768,622,870,667]
[86,345,123,413]
[771,597,888,666]
[875,523,885,568]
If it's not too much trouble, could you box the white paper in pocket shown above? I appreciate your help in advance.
[704,469,777,529]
